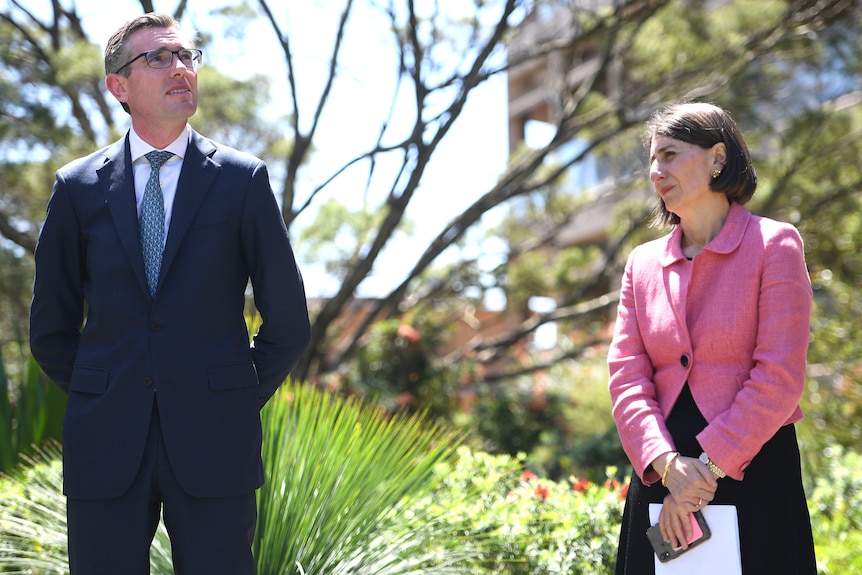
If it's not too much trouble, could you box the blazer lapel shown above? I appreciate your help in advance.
[159,130,219,285]
[98,135,152,299]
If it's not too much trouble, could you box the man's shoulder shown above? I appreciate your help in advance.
[191,130,263,170]
[58,137,126,179]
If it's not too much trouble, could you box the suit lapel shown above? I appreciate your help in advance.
[159,130,220,285]
[98,135,152,299]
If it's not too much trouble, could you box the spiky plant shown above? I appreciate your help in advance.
[253,381,478,574]
[1,381,481,574]
[0,445,174,575]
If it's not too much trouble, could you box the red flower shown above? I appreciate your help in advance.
[619,482,630,501]
[397,324,421,343]
[535,483,550,500]
[572,478,591,493]
[521,469,537,482]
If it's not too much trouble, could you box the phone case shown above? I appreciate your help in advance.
[646,510,712,562]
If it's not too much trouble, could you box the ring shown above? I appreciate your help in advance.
[696,498,702,508]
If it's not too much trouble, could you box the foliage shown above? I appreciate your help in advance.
[466,350,625,483]
[412,448,625,575]
[2,0,861,426]
[338,315,624,482]
[808,446,862,574]
[339,318,457,417]
[0,339,66,473]
[780,103,862,462]
[3,434,862,575]
[0,446,68,575]
[253,381,475,574]
[0,444,173,575]
[1,5,861,572]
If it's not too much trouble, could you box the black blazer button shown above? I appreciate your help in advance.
[143,377,154,387]
[151,321,161,331]
[680,354,690,367]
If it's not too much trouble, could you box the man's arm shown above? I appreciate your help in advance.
[240,161,310,405]
[30,173,86,393]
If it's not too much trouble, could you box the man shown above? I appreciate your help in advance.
[29,13,310,574]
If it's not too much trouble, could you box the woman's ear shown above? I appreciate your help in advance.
[711,142,727,168]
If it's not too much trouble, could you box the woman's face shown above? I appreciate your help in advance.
[649,135,723,218]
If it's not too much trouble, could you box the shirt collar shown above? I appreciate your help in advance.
[129,124,191,162]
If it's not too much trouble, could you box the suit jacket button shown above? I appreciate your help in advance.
[151,322,161,331]
[143,377,154,387]
[680,354,690,367]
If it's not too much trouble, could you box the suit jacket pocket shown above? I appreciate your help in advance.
[69,366,109,395]
[207,361,259,391]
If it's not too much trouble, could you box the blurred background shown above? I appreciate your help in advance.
[1,0,860,490]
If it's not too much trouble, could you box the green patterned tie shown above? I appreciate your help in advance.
[140,151,173,296]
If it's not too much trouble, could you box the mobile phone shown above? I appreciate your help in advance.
[646,510,711,562]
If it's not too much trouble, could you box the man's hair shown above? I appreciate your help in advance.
[645,102,758,228]
[104,13,182,76]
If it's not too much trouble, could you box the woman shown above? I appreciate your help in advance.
[608,102,816,574]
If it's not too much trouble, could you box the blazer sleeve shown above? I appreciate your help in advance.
[239,161,310,406]
[696,225,812,479]
[29,172,86,393]
[608,246,675,484]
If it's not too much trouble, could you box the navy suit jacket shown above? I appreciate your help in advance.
[30,129,310,500]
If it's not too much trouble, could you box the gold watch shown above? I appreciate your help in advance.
[699,451,727,479]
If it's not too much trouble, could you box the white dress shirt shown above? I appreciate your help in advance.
[129,124,191,245]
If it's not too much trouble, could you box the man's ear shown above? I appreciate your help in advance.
[105,74,129,106]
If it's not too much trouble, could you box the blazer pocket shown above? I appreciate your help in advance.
[69,366,109,395]
[207,361,259,391]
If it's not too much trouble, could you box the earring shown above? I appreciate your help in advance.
[712,168,722,179]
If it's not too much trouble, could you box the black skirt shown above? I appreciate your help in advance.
[614,384,816,575]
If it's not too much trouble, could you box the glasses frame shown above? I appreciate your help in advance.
[114,48,203,74]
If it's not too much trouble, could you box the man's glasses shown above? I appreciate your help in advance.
[114,48,203,74]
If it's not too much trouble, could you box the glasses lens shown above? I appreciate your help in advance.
[144,49,202,69]
[145,49,174,68]
[179,50,202,67]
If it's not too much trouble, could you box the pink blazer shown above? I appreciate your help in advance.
[608,202,812,483]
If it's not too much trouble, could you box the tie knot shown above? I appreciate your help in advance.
[145,150,174,170]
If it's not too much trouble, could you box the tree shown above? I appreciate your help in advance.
[1,0,861,464]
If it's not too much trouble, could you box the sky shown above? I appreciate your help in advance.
[64,0,512,298]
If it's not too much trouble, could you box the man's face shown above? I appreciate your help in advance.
[107,26,198,130]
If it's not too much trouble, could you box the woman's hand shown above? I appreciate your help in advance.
[658,494,695,550]
[654,452,718,512]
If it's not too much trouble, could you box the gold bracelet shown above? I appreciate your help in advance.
[661,452,680,487]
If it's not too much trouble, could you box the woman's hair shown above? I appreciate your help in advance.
[104,13,184,77]
[645,102,757,227]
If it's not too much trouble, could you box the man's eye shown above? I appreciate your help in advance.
[148,50,170,64]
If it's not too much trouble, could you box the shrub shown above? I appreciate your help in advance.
[0,345,66,473]
[808,446,862,574]
[2,402,860,575]
[410,448,624,575]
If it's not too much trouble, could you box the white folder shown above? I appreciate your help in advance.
[648,503,742,575]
